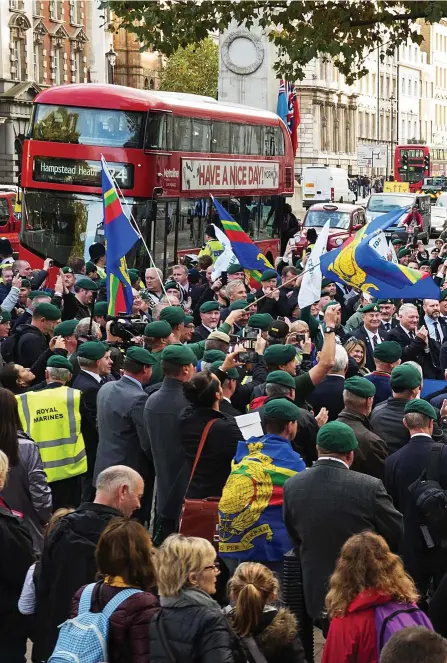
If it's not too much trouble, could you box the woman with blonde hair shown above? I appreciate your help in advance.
[149,533,243,663]
[227,562,306,663]
[344,338,370,376]
[322,531,433,663]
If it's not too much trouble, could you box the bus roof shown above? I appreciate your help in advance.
[34,84,283,125]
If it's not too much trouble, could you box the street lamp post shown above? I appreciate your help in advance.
[390,94,395,179]
[106,48,117,85]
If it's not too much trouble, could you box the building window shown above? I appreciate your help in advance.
[49,0,62,20]
[9,0,25,9]
[71,48,83,83]
[402,77,406,94]
[32,1,41,15]
[9,13,30,81]
[69,0,79,25]
[53,48,64,85]
[33,41,41,82]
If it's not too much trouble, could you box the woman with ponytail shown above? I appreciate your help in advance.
[227,562,307,663]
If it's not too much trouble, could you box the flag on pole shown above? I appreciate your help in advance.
[277,79,300,156]
[101,157,139,315]
[211,196,274,282]
[297,220,330,309]
[211,223,238,280]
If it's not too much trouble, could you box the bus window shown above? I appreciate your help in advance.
[145,112,167,150]
[211,121,230,153]
[246,125,262,155]
[32,104,144,148]
[192,119,211,152]
[173,116,192,151]
[0,199,9,226]
[263,126,278,156]
[231,124,247,155]
[276,127,285,156]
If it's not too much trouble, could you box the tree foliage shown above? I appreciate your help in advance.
[103,1,447,84]
[159,38,218,98]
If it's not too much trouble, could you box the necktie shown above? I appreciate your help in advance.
[434,321,442,344]
[384,323,390,332]
[409,331,415,339]
[372,334,378,348]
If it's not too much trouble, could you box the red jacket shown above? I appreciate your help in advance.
[321,589,393,663]
[402,210,423,229]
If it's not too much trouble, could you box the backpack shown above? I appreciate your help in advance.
[48,582,142,663]
[408,443,447,549]
[374,600,433,652]
[0,325,30,364]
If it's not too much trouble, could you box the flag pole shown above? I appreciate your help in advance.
[102,157,168,299]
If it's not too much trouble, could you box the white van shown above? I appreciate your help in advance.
[302,166,356,208]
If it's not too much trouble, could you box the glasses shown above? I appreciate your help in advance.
[203,561,220,571]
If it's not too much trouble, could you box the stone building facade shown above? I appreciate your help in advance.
[112,23,162,91]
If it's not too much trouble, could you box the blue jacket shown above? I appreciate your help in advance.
[0,282,11,305]
[365,371,392,407]
[219,433,305,561]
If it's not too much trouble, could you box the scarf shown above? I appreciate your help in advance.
[160,587,218,609]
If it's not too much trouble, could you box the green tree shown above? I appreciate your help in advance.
[159,38,218,97]
[103,1,446,84]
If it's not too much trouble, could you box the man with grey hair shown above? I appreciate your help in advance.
[145,266,164,307]
[33,465,144,663]
[308,344,349,421]
[387,302,429,363]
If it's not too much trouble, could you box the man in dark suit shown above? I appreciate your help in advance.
[191,300,221,342]
[386,302,429,363]
[378,298,398,334]
[209,360,241,417]
[422,298,447,378]
[284,420,403,623]
[307,344,348,421]
[72,341,113,502]
[93,347,155,525]
[385,399,447,600]
[351,303,388,371]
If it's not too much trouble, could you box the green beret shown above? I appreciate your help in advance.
[377,298,394,305]
[322,300,339,312]
[76,277,98,291]
[85,261,97,273]
[390,364,422,390]
[200,301,220,313]
[227,263,243,275]
[97,278,107,288]
[126,346,156,366]
[440,290,447,302]
[62,266,74,274]
[160,306,186,327]
[321,278,334,287]
[229,299,248,311]
[397,248,411,258]
[373,341,402,363]
[128,269,140,285]
[361,303,380,313]
[47,355,73,372]
[404,398,437,421]
[164,280,180,291]
[209,360,239,380]
[264,344,297,366]
[419,260,430,267]
[33,303,61,321]
[392,238,403,246]
[128,268,139,277]
[0,309,11,324]
[260,269,278,282]
[203,349,226,363]
[344,376,376,398]
[93,301,108,317]
[266,370,296,389]
[144,320,172,338]
[317,421,359,452]
[184,315,194,325]
[77,341,107,360]
[29,290,47,300]
[161,344,197,366]
[246,293,255,304]
[53,319,78,337]
[20,279,31,288]
[248,313,274,331]
[264,398,302,421]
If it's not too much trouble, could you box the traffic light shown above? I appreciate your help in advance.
[402,153,408,170]
[424,154,430,171]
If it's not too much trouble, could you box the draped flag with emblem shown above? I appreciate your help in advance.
[319,208,440,299]
[218,435,305,561]
[277,79,299,156]
[101,157,139,315]
[211,196,274,282]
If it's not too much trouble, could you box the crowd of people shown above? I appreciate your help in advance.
[2,230,447,662]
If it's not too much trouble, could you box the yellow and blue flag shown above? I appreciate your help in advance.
[320,208,440,299]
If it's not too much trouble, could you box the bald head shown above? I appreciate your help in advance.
[95,465,144,517]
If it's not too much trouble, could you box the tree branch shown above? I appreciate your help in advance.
[350,10,430,27]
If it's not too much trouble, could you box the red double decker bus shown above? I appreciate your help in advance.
[394,144,430,192]
[20,84,294,273]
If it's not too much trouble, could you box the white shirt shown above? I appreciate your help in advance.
[365,327,382,346]
[410,433,433,440]
[202,323,216,333]
[81,369,102,383]
[318,456,350,469]
[399,324,415,339]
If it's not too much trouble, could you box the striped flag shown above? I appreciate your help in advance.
[277,79,300,156]
[101,157,139,315]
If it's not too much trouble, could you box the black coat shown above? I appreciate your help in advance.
[180,406,241,499]
[351,325,388,371]
[191,324,212,343]
[149,593,244,663]
[307,374,345,421]
[72,371,103,484]
[15,324,49,368]
[33,502,121,662]
[385,435,447,581]
[283,458,403,620]
[386,325,427,363]
[220,398,242,417]
[0,506,34,644]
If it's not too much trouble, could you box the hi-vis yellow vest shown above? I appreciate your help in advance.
[16,386,87,483]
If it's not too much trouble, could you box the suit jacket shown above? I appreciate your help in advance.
[93,375,151,484]
[386,324,427,364]
[190,324,211,343]
[307,374,345,421]
[370,397,409,455]
[72,371,103,480]
[385,435,447,576]
[283,458,403,620]
[351,325,388,371]
[219,398,241,417]
[380,319,399,334]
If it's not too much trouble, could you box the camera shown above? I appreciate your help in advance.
[239,326,260,363]
[108,315,147,346]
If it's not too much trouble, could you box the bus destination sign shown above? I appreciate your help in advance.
[181,159,280,192]
[33,157,134,189]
